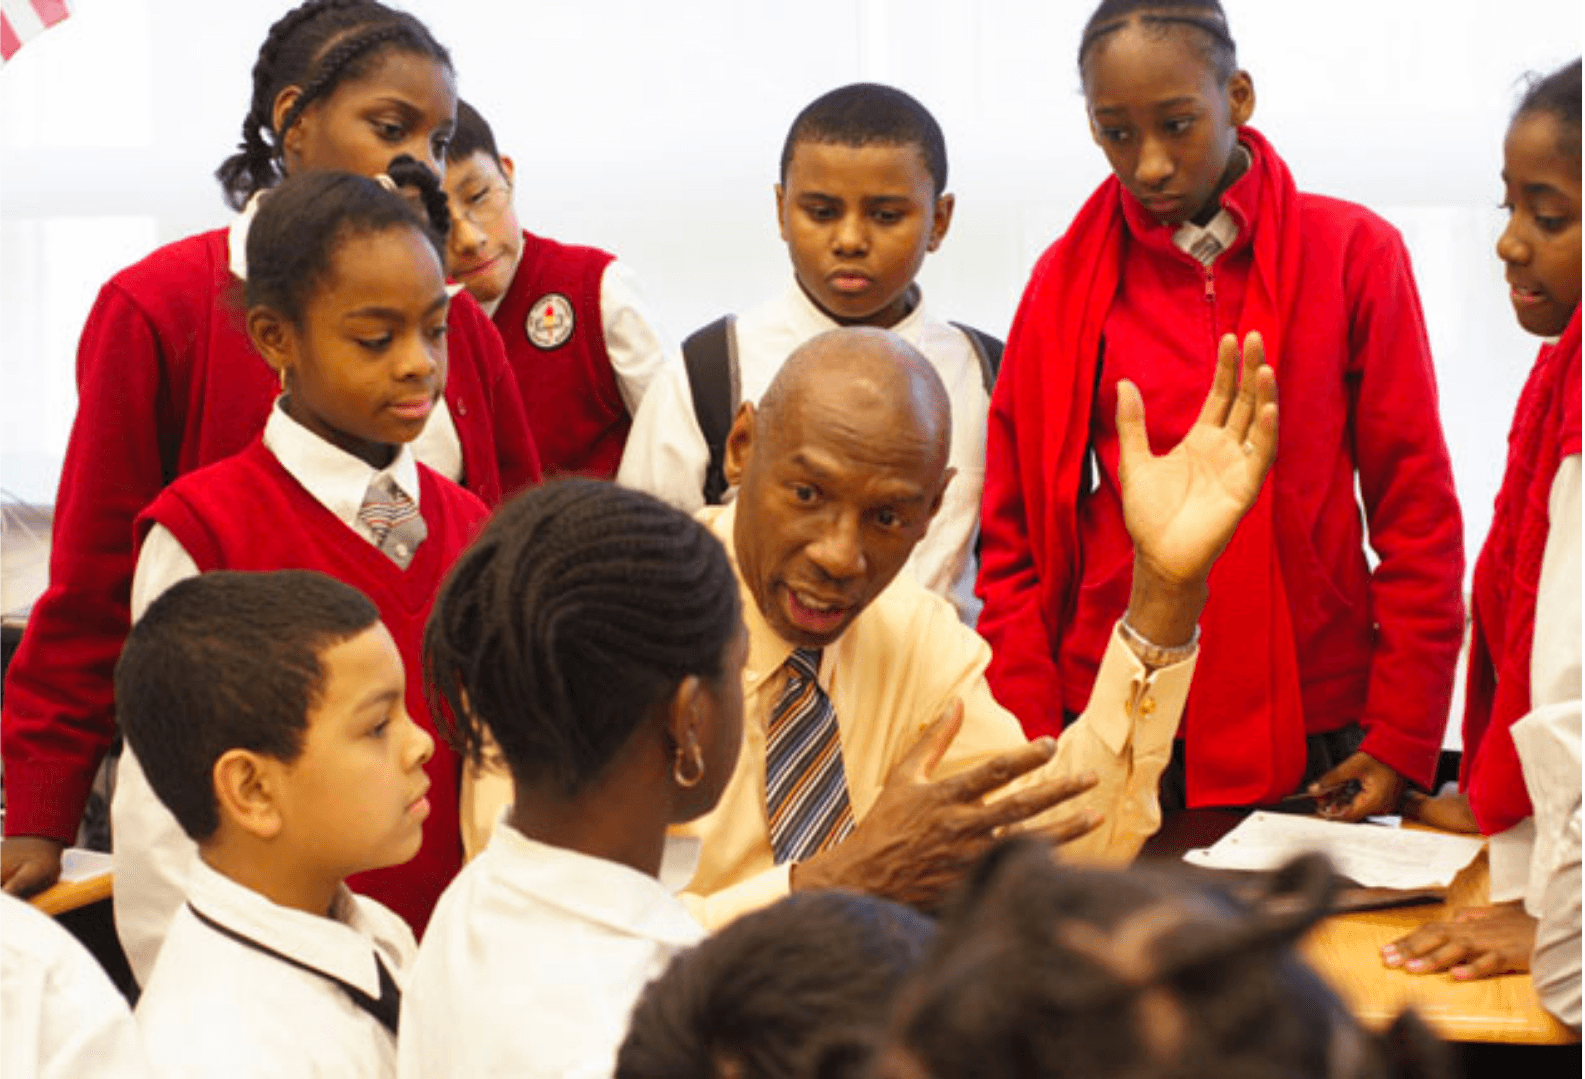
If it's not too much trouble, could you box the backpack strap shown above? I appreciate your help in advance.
[950,322,1004,397]
[683,315,740,505]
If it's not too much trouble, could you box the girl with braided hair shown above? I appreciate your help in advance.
[111,165,496,984]
[1,0,540,910]
[401,479,747,1079]
[869,840,1450,1079]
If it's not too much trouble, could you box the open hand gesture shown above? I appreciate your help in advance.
[1118,332,1277,587]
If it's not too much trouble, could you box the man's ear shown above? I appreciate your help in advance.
[1226,70,1256,127]
[213,749,285,841]
[271,85,306,167]
[499,154,516,190]
[773,183,788,242]
[246,306,294,386]
[722,401,759,489]
[927,192,955,253]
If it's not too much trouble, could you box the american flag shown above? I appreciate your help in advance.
[0,0,71,66]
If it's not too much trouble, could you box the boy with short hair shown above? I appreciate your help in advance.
[617,82,998,621]
[118,570,431,1078]
[442,100,675,480]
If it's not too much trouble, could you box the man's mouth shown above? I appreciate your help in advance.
[785,587,850,634]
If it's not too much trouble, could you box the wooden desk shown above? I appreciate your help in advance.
[28,871,113,917]
[1143,810,1579,1046]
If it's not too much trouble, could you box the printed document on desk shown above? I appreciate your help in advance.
[1183,811,1485,889]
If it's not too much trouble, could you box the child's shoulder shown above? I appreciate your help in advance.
[109,227,231,299]
[1293,191,1406,256]
[520,227,615,268]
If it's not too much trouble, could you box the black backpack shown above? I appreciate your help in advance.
[683,317,1003,505]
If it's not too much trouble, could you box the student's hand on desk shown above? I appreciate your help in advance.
[1309,752,1407,821]
[0,835,65,897]
[1401,789,1481,834]
[1381,901,1537,980]
[789,699,1102,911]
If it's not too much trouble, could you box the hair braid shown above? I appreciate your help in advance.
[1078,0,1238,83]
[384,154,452,243]
[425,481,741,798]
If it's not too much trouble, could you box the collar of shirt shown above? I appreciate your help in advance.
[780,278,931,346]
[1172,207,1240,268]
[183,855,406,1001]
[263,399,422,529]
[483,822,704,946]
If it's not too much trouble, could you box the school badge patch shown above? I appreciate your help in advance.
[526,293,574,349]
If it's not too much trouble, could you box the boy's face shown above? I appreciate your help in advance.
[443,151,524,306]
[273,623,435,879]
[776,140,953,329]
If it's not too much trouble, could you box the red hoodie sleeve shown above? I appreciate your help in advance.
[450,292,541,498]
[976,251,1068,741]
[1,282,170,841]
[1342,218,1466,788]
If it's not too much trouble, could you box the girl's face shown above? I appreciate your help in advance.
[266,226,450,469]
[1497,111,1582,338]
[276,49,457,181]
[1083,26,1253,226]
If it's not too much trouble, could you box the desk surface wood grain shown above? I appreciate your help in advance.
[28,872,112,917]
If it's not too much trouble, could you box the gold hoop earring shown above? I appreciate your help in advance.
[673,738,706,789]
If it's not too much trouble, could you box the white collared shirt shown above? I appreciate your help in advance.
[1,892,152,1079]
[115,403,423,987]
[616,281,990,622]
[1172,207,1240,267]
[397,823,705,1079]
[135,858,415,1079]
[228,192,466,483]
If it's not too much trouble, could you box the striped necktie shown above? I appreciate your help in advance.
[358,475,427,570]
[765,648,855,864]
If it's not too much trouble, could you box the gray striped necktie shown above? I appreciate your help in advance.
[358,476,427,569]
[765,648,855,864]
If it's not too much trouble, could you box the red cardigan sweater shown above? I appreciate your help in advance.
[493,230,625,479]
[978,130,1465,805]
[2,228,539,842]
[136,440,489,933]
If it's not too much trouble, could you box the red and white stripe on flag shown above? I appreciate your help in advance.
[1,0,72,65]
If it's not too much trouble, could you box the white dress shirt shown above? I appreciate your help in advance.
[1,892,151,1079]
[397,823,705,1079]
[114,403,423,987]
[617,282,990,621]
[481,257,674,417]
[135,857,416,1079]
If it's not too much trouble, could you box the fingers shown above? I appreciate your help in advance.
[1016,808,1106,847]
[978,770,1100,831]
[898,699,966,782]
[942,736,1059,802]
[1195,333,1242,428]
[1453,950,1511,981]
[1115,379,1150,475]
[1224,331,1267,437]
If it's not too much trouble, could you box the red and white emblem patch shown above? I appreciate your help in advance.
[526,293,574,349]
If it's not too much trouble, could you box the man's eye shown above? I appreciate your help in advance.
[792,484,818,503]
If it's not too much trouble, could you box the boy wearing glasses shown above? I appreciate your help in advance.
[442,100,675,479]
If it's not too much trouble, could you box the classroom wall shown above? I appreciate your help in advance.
[0,0,1578,582]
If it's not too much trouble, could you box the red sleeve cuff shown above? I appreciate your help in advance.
[2,763,92,843]
[1356,718,1440,791]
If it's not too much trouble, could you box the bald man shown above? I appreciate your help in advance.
[676,326,1278,927]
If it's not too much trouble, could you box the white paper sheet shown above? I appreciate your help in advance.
[1183,811,1485,889]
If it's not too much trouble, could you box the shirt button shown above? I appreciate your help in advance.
[394,543,409,558]
[1139,697,1157,716]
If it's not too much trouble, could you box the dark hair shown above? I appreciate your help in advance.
[884,841,1452,1079]
[245,161,451,327]
[216,0,453,210]
[780,83,948,197]
[1078,0,1238,84]
[115,571,380,841]
[1514,58,1583,162]
[447,99,504,170]
[616,891,936,1079]
[424,480,741,799]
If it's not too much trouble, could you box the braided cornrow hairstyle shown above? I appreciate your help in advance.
[1514,58,1582,164]
[1078,0,1238,84]
[886,840,1452,1079]
[245,168,445,327]
[384,153,452,244]
[424,480,741,799]
[216,0,452,210]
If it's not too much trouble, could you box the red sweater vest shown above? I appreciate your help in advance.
[493,230,625,479]
[2,227,538,841]
[136,440,490,934]
[978,129,1465,803]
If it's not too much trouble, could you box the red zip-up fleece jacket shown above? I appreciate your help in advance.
[3,228,541,843]
[137,440,490,932]
[492,229,624,479]
[977,129,1465,806]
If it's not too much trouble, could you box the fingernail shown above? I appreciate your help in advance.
[1035,737,1057,756]
[1407,959,1428,972]
[1452,967,1472,981]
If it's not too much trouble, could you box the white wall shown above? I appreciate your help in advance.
[0,0,1579,584]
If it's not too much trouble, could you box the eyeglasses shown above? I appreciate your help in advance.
[452,181,510,228]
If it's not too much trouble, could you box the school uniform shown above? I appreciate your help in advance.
[618,282,989,620]
[397,823,704,1079]
[1,892,151,1079]
[136,856,415,1079]
[111,402,490,986]
[977,127,1465,807]
[484,229,673,479]
[1,205,540,852]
